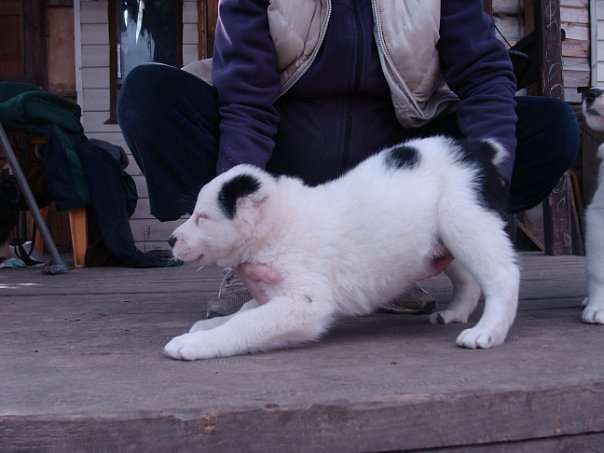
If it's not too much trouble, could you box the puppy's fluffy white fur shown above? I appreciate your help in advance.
[165,136,520,360]
[581,91,604,324]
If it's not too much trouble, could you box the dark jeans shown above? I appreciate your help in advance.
[118,64,580,221]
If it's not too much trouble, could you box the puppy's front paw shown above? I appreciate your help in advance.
[456,326,506,349]
[163,332,217,361]
[582,299,604,324]
[429,309,469,325]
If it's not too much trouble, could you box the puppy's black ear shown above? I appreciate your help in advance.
[217,174,263,219]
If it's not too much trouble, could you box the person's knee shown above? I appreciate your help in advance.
[117,64,173,128]
[541,98,580,172]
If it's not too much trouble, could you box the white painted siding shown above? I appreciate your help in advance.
[77,0,199,250]
[595,0,604,85]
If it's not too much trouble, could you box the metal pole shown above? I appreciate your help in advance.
[0,123,69,274]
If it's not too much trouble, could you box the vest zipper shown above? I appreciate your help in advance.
[370,0,422,117]
[342,0,364,171]
[277,1,333,100]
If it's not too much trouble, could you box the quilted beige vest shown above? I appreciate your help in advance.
[183,0,458,128]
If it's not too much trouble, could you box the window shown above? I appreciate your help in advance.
[108,0,183,123]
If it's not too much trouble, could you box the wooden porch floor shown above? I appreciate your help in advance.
[1,253,603,452]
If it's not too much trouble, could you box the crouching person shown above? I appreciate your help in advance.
[118,0,579,318]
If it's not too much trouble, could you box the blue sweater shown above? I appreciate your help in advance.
[212,0,518,183]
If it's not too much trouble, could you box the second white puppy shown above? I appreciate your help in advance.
[581,88,604,324]
[165,136,520,361]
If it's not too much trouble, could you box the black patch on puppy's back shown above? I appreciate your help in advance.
[456,140,508,218]
[218,174,261,219]
[385,145,421,170]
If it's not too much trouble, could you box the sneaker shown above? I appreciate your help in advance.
[379,283,438,315]
[205,268,251,318]
[206,271,436,318]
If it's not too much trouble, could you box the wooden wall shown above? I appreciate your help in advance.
[78,0,200,251]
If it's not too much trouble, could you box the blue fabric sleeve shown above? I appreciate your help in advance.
[212,0,281,174]
[438,0,518,182]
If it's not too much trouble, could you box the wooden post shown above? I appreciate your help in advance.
[68,207,87,267]
[197,0,219,58]
[536,0,573,255]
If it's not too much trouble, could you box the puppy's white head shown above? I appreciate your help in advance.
[582,88,604,132]
[169,165,276,268]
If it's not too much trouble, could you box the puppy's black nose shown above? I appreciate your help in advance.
[584,88,603,104]
[167,235,177,248]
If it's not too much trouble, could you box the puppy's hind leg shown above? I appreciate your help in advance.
[439,202,519,349]
[583,200,604,324]
[429,260,481,325]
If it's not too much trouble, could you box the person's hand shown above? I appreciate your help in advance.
[417,250,454,280]
[235,263,282,305]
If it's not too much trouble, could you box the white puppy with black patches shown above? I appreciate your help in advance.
[165,136,520,361]
[581,88,604,324]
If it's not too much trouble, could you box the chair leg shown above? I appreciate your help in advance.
[0,123,68,274]
[68,208,87,267]
[33,206,49,255]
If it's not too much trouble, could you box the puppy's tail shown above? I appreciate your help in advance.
[458,138,508,167]
[481,139,508,167]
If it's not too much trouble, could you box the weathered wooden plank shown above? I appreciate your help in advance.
[406,432,604,453]
[0,290,601,453]
[562,56,590,71]
[563,22,589,41]
[0,253,586,298]
[563,69,591,87]
[560,5,589,23]
[561,0,588,7]
[562,38,589,58]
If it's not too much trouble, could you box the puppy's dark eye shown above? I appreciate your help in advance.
[195,213,210,225]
